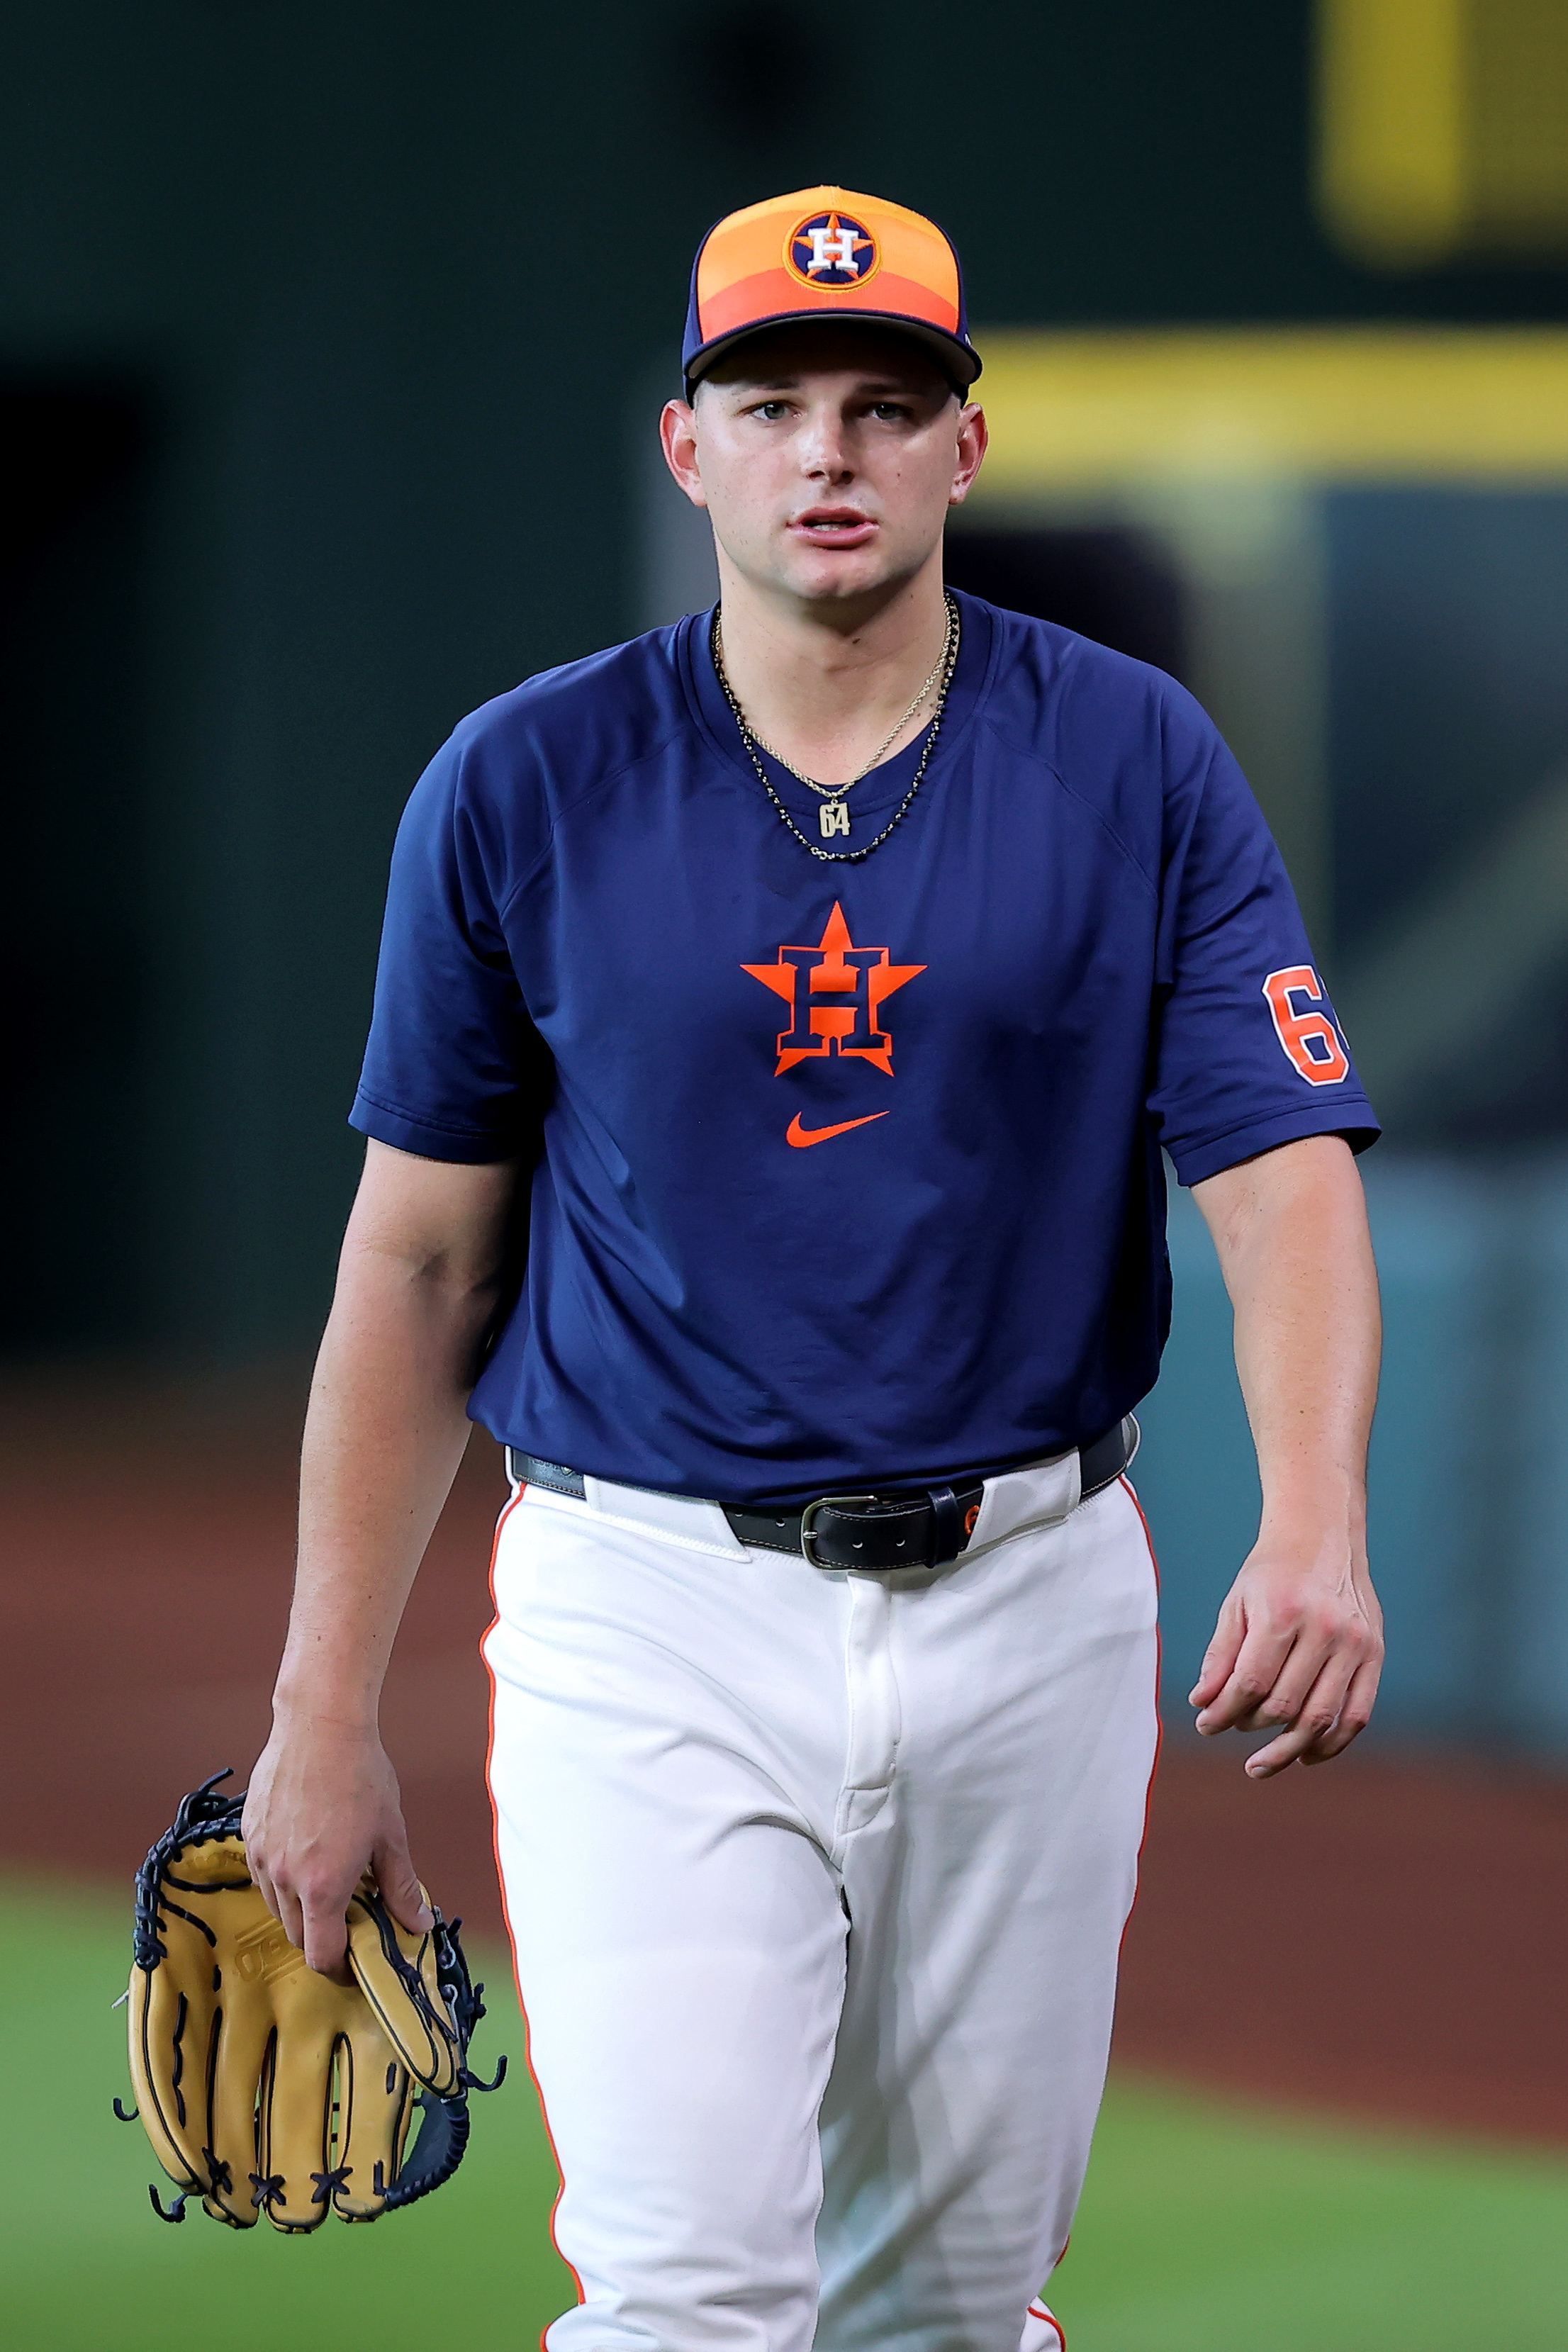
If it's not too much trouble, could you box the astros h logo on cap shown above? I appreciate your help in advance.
[683,185,980,397]
[787,208,880,289]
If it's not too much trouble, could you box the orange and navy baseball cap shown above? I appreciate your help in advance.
[683,186,981,398]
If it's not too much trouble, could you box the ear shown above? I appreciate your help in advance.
[948,402,988,509]
[660,398,709,510]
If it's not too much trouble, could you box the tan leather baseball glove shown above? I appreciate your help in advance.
[118,1771,505,2230]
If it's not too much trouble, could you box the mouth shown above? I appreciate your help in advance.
[789,508,878,550]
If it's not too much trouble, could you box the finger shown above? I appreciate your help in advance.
[1243,1650,1360,1778]
[300,1883,353,1982]
[1223,1617,1345,1735]
[1261,1616,1381,1766]
[372,1833,435,1937]
[271,1881,308,1954]
[1194,1618,1300,1735]
[248,1849,281,1922]
[247,1848,274,1912]
[250,1852,304,1949]
[1188,1597,1245,1709]
[1301,1652,1384,1765]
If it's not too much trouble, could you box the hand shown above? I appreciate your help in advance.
[1189,1529,1384,1779]
[242,1715,433,1980]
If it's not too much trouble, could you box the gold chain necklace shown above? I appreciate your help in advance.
[713,595,959,850]
[732,615,955,804]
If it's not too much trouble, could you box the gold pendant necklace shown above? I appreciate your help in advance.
[712,595,961,865]
[714,599,957,841]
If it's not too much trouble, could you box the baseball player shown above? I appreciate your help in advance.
[245,188,1384,2352]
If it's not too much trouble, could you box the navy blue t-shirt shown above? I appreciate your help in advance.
[352,592,1377,1504]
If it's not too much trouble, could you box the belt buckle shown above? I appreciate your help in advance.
[799,1492,878,1568]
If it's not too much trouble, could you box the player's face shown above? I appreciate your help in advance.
[662,325,987,611]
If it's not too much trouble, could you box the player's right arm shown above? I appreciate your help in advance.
[243,1137,521,1978]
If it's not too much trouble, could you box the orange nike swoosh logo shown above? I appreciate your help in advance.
[786,1111,890,1148]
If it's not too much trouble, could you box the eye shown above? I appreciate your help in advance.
[751,399,792,422]
[870,401,912,422]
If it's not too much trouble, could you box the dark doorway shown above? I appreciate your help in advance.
[945,525,1187,682]
[0,384,156,1352]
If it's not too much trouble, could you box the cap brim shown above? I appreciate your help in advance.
[685,310,981,396]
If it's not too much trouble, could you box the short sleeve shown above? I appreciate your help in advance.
[349,737,545,1163]
[1148,712,1379,1186]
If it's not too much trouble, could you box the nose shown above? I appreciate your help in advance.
[797,403,855,483]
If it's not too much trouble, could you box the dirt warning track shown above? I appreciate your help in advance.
[5,1365,1567,2145]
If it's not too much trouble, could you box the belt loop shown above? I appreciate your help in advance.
[929,1484,962,1567]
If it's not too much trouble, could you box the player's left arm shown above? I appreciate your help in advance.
[1188,1131,1383,1777]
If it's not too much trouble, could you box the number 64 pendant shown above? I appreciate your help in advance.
[819,800,850,839]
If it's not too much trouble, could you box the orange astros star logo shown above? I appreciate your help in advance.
[741,903,924,1077]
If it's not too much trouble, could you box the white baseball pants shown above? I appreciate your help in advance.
[483,1449,1160,2352]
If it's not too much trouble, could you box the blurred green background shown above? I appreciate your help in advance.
[7,0,1567,1359]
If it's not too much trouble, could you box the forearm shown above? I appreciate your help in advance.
[1190,1133,1384,1773]
[272,1250,495,1728]
[271,1141,519,1729]
[246,1144,519,1969]
[1204,1136,1381,1542]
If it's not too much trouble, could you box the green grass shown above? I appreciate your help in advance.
[1055,2080,1568,2350]
[8,1877,1568,2350]
[5,1877,573,2351]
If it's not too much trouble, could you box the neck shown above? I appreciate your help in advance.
[712,552,952,787]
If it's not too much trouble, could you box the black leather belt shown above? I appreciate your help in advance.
[505,1416,1138,1574]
